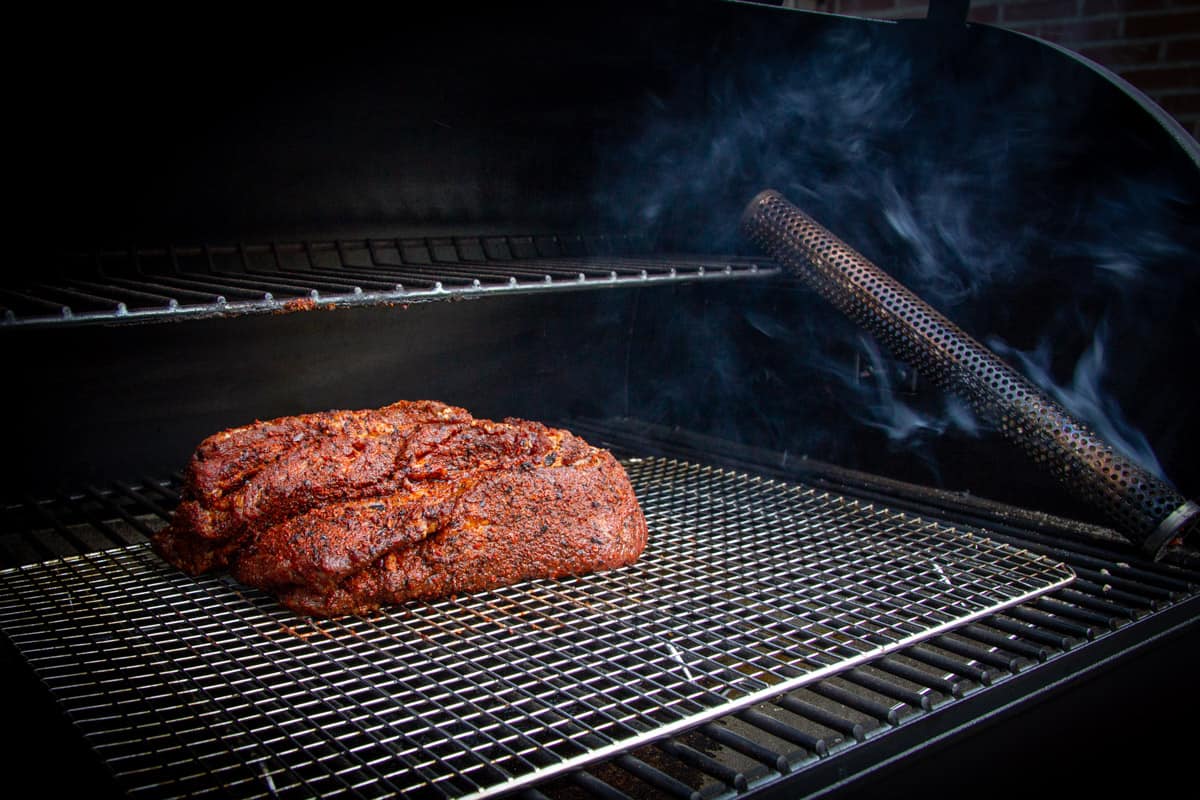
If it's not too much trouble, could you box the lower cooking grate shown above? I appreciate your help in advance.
[0,457,1071,799]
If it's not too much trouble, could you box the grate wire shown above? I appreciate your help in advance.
[1,240,774,329]
[0,457,1071,799]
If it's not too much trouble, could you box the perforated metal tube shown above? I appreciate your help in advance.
[741,189,1198,560]
[0,459,1072,800]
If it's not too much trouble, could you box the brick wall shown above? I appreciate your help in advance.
[787,0,1200,137]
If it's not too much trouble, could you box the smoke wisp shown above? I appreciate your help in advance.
[595,19,1199,485]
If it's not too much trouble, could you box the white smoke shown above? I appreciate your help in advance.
[595,21,1197,481]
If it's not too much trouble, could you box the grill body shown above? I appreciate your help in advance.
[3,2,1199,798]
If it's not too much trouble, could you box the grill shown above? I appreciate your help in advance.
[0,458,1070,799]
[3,442,1196,798]
[5,1,1199,798]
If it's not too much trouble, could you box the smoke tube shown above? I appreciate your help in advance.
[742,189,1197,560]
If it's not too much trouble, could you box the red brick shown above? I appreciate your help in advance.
[1165,37,1200,59]
[999,18,1040,31]
[1125,10,1200,39]
[1118,63,1200,89]
[1083,0,1173,14]
[835,0,897,13]
[1002,0,1082,22]
[1033,17,1123,41]
[1150,90,1200,114]
[969,5,1002,22]
[886,1,926,16]
[1078,40,1163,64]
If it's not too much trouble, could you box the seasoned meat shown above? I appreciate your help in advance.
[151,400,648,617]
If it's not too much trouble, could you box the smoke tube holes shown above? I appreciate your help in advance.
[747,191,1191,555]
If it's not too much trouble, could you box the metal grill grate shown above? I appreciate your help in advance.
[0,237,776,328]
[0,458,1071,799]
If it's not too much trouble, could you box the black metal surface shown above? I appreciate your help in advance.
[741,189,1199,560]
[6,1,1199,797]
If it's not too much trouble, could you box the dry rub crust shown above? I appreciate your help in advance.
[151,400,648,617]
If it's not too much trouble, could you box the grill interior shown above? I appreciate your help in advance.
[6,2,1199,797]
[0,456,1071,799]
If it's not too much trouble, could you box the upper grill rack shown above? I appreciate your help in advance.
[0,233,775,328]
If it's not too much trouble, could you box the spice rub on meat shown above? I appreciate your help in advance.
[151,400,647,617]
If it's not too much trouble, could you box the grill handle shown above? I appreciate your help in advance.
[741,189,1198,560]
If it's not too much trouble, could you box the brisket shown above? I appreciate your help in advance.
[152,400,647,617]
